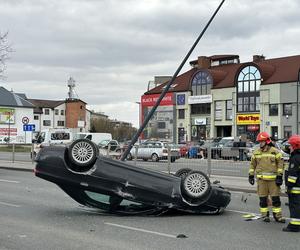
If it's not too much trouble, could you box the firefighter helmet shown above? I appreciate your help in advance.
[256,132,271,144]
[288,135,300,150]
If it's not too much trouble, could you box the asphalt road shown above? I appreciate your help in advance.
[0,169,298,250]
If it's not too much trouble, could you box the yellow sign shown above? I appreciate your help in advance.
[236,114,260,125]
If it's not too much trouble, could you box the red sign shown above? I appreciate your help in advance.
[0,128,17,136]
[247,125,259,131]
[141,93,174,107]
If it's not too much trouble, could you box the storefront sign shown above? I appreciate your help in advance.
[0,108,15,124]
[236,114,260,125]
[194,118,206,125]
[247,125,260,131]
[188,95,212,104]
[141,93,173,106]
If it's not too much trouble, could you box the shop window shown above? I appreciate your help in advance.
[236,66,261,112]
[191,70,213,96]
[44,109,50,115]
[178,109,185,119]
[226,100,232,120]
[215,101,222,120]
[269,104,278,116]
[43,120,51,126]
[34,115,39,120]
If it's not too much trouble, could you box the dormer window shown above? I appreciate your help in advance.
[191,70,212,96]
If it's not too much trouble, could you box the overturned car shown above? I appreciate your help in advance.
[35,139,231,215]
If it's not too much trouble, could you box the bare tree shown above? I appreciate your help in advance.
[0,31,12,77]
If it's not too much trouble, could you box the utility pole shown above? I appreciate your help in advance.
[297,70,300,134]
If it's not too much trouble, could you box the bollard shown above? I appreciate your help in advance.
[134,145,138,166]
[12,143,15,163]
[167,145,171,174]
[207,146,211,178]
[31,143,34,164]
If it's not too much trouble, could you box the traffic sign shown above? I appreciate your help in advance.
[22,116,29,124]
[23,124,35,131]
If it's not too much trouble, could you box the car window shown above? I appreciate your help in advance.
[50,132,70,140]
[85,191,143,207]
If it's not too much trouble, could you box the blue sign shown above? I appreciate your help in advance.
[23,124,35,131]
[177,94,185,105]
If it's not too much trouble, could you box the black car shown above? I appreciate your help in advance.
[35,139,231,215]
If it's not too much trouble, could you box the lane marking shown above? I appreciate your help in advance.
[104,222,178,238]
[0,201,21,207]
[0,179,20,183]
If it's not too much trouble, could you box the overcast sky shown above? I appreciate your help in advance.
[1,0,300,127]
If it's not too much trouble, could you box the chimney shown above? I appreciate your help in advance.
[197,56,211,69]
[253,55,265,62]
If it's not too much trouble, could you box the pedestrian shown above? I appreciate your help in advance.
[282,135,300,232]
[248,132,285,223]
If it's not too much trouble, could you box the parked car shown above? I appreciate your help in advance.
[126,140,180,162]
[98,139,121,152]
[34,139,231,215]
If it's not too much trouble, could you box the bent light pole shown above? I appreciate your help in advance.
[121,0,226,161]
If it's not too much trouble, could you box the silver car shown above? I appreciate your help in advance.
[127,140,180,162]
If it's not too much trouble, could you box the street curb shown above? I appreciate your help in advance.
[0,166,33,172]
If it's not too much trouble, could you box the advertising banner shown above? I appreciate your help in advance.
[141,93,173,107]
[0,108,15,124]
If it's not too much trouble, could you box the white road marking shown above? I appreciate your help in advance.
[0,201,21,207]
[0,179,20,183]
[104,222,178,238]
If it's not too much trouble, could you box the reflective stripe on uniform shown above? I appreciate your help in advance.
[275,153,282,159]
[254,153,276,158]
[290,187,300,194]
[290,218,300,225]
[277,168,283,174]
[260,207,269,213]
[257,172,277,180]
[288,176,297,183]
[272,207,282,213]
[284,163,289,170]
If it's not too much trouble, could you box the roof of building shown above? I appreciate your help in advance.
[145,54,300,94]
[0,87,34,108]
[28,99,65,114]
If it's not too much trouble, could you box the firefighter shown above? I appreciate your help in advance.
[248,132,285,223]
[282,135,300,232]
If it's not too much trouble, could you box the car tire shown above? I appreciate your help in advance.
[151,153,159,162]
[68,139,98,168]
[126,153,133,161]
[174,168,192,179]
[182,171,211,200]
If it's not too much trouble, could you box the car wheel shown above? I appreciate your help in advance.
[68,139,98,168]
[182,171,211,199]
[174,168,192,179]
[151,153,159,162]
[126,153,133,161]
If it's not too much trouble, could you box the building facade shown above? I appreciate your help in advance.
[142,54,300,143]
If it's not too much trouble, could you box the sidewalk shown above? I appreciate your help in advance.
[1,160,286,195]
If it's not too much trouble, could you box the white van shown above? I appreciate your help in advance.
[75,132,112,145]
[32,128,73,158]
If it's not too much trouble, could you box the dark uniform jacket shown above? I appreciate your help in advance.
[285,149,300,193]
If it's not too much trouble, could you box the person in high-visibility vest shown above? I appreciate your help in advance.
[248,132,285,223]
[283,135,300,232]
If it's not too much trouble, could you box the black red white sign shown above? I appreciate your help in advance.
[22,116,29,124]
